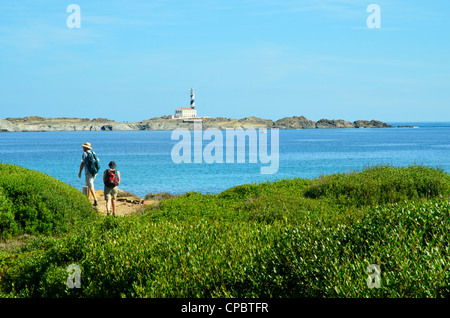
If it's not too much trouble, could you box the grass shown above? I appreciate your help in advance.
[0,163,449,298]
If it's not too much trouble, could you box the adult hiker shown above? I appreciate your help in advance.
[78,142,100,206]
[103,161,120,216]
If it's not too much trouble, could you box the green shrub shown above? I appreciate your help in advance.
[1,165,449,298]
[5,199,449,298]
[0,163,98,238]
[303,165,450,206]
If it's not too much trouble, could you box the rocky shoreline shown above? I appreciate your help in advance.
[0,115,394,132]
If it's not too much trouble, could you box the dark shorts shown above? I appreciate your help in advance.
[104,186,119,200]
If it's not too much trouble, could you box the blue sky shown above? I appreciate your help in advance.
[0,0,449,122]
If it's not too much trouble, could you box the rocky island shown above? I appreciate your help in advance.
[0,115,394,132]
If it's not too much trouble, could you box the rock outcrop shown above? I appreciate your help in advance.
[315,119,355,129]
[0,115,394,132]
[354,120,393,128]
[0,119,21,132]
[274,116,316,129]
[3,116,136,132]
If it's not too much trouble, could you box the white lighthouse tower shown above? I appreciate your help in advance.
[190,88,195,109]
[174,88,198,118]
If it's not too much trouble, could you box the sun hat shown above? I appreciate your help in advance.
[108,161,117,169]
[81,142,92,149]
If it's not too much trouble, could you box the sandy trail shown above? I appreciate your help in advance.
[87,190,154,217]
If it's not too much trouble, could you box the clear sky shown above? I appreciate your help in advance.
[0,0,449,123]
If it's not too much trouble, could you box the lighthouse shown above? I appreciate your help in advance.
[190,88,195,109]
[174,88,198,118]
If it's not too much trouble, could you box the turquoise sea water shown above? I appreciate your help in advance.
[1,122,449,198]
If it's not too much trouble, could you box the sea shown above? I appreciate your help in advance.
[1,122,449,198]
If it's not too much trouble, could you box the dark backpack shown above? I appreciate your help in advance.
[85,151,100,176]
[104,169,119,188]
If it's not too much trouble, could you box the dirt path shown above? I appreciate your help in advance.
[88,190,154,217]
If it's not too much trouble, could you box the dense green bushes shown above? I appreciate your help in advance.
[304,165,450,206]
[0,163,98,238]
[1,164,449,298]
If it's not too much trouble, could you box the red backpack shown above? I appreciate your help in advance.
[105,169,119,187]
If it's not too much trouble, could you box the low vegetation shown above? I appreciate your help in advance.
[0,164,449,297]
[0,164,98,239]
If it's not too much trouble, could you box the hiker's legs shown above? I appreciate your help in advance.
[111,198,116,216]
[105,187,115,216]
[106,199,111,215]
[110,186,118,216]
[88,186,98,206]
[85,172,98,205]
[88,186,96,199]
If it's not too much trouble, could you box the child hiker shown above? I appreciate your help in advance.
[103,161,121,216]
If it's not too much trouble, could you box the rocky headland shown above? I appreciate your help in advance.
[0,115,394,132]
